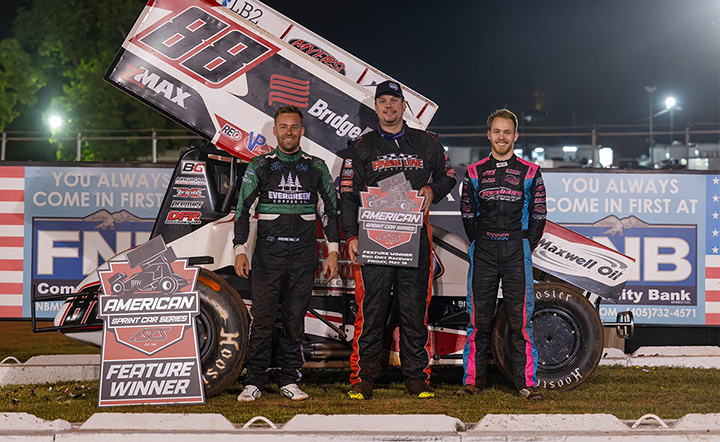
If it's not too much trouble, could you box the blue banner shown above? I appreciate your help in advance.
[22,166,172,318]
[542,172,715,325]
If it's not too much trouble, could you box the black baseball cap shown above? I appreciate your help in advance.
[375,80,404,100]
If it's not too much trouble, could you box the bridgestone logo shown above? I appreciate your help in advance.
[308,98,365,138]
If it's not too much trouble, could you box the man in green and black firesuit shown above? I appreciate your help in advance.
[233,105,340,402]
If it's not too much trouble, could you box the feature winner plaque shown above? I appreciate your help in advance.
[357,174,425,267]
[97,236,204,406]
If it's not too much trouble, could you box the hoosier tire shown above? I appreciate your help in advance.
[195,269,249,397]
[490,281,603,391]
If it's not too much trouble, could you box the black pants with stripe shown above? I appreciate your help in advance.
[350,225,434,388]
[244,241,317,389]
[463,237,539,390]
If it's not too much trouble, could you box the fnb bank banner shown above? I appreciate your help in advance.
[1,163,718,327]
[429,168,718,327]
[0,164,172,319]
[541,172,719,326]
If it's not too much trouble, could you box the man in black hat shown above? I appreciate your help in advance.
[339,80,456,399]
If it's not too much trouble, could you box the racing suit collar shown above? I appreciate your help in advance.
[377,122,407,141]
[490,153,516,165]
[377,123,414,147]
[274,147,303,162]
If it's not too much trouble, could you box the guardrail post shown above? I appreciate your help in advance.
[1,132,6,161]
[76,131,82,161]
[152,130,157,163]
[685,124,691,167]
[591,124,598,167]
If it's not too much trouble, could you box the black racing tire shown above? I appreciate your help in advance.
[195,269,250,397]
[490,281,603,391]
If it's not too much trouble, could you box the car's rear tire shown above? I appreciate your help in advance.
[490,281,603,391]
[196,269,250,397]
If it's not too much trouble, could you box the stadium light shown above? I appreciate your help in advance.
[49,115,63,130]
[665,97,677,143]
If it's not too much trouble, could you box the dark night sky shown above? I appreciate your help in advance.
[3,0,719,156]
[265,0,720,129]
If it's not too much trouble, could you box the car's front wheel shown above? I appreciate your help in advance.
[491,281,603,391]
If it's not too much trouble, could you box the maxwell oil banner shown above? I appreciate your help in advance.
[216,0,438,127]
[0,164,173,319]
[532,221,636,302]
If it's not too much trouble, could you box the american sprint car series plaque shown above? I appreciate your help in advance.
[357,174,425,267]
[97,236,204,406]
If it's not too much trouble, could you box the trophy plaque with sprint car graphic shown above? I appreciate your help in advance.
[96,236,205,406]
[357,174,425,267]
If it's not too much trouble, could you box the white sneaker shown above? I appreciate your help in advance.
[280,383,308,401]
[237,385,261,402]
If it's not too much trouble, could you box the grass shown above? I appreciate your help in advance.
[1,321,719,424]
[0,321,100,363]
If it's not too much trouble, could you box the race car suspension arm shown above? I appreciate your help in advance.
[307,307,348,341]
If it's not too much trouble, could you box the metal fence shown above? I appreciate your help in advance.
[435,122,720,169]
[0,129,203,162]
[2,123,719,168]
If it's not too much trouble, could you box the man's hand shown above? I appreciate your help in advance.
[418,186,434,216]
[235,254,250,279]
[323,251,339,280]
[347,238,359,265]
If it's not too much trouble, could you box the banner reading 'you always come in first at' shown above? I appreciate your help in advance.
[1,164,718,327]
[0,164,172,320]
